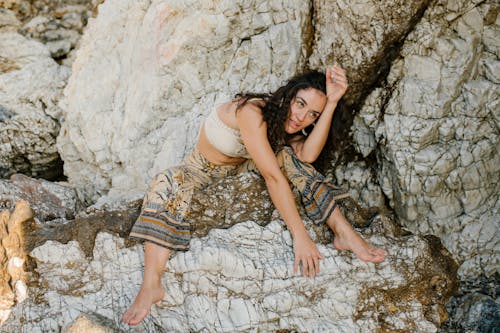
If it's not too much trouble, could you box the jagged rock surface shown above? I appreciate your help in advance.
[0,204,458,333]
[1,0,102,64]
[62,313,116,333]
[0,172,459,332]
[0,201,31,325]
[0,0,497,331]
[309,0,431,105]
[0,1,102,180]
[442,291,500,332]
[0,29,70,179]
[351,0,499,281]
[0,174,82,221]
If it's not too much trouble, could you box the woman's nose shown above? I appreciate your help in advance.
[296,109,307,122]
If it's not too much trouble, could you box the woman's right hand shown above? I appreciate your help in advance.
[293,231,324,278]
[326,65,348,104]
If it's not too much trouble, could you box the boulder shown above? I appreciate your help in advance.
[351,0,499,280]
[443,291,500,332]
[309,0,431,105]
[0,199,458,332]
[1,0,102,64]
[0,30,70,179]
[0,174,82,221]
[0,201,32,325]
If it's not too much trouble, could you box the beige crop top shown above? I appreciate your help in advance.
[204,108,251,158]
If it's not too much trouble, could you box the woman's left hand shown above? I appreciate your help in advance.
[326,65,348,104]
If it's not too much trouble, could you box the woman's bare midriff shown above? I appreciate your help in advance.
[196,101,247,166]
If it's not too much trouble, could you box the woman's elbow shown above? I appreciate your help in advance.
[261,172,287,189]
[262,173,279,186]
[295,152,317,164]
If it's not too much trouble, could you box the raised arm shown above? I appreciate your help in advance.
[291,66,348,163]
[237,103,323,278]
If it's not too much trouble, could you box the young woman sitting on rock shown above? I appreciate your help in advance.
[122,66,386,326]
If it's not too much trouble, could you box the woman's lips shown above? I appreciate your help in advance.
[288,119,300,129]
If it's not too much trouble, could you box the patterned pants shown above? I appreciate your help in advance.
[129,146,349,252]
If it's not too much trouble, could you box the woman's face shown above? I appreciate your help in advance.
[285,88,327,134]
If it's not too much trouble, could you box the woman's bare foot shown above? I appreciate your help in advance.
[122,280,165,326]
[328,208,386,263]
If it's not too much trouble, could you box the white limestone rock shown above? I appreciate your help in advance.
[3,0,102,65]
[0,8,21,31]
[0,31,70,179]
[1,214,457,332]
[351,0,500,279]
[334,161,386,209]
[309,0,431,103]
[62,313,115,333]
[57,0,311,202]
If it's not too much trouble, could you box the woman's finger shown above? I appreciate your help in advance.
[313,256,320,276]
[302,258,310,277]
[330,74,347,86]
[330,66,345,76]
[308,258,315,278]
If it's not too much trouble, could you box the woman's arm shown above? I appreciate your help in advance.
[237,103,323,278]
[291,66,348,163]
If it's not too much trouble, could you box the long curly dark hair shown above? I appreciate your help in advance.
[235,70,326,151]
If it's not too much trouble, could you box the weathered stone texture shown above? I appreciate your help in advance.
[62,313,116,333]
[1,213,458,333]
[0,174,82,221]
[1,0,103,63]
[0,30,70,179]
[0,201,31,325]
[309,0,431,105]
[0,1,101,180]
[443,290,500,332]
[351,0,499,279]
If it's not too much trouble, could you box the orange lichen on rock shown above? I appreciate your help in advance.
[0,200,33,319]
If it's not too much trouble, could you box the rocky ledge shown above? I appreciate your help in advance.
[0,174,458,332]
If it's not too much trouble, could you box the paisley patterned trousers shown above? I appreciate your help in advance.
[129,146,349,251]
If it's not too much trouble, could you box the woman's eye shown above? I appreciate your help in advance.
[296,101,304,108]
[308,111,318,118]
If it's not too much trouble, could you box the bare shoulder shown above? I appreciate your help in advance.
[236,101,265,125]
[235,96,266,110]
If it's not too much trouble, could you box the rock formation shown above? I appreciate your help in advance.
[0,0,498,331]
[0,29,69,179]
[309,0,432,105]
[0,0,101,179]
[1,0,103,63]
[0,195,458,332]
[351,0,499,280]
[0,200,31,325]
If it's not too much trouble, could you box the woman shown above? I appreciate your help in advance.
[122,66,386,326]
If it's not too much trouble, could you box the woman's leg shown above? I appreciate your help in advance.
[123,167,193,326]
[277,147,385,263]
[327,207,385,263]
[122,242,171,325]
[123,149,224,325]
